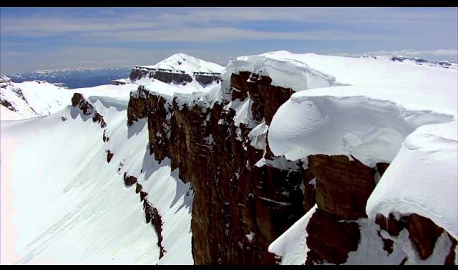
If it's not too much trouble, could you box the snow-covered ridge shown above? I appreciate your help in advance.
[366,120,458,239]
[265,50,457,165]
[221,52,337,96]
[140,53,224,75]
[1,86,193,264]
[130,54,224,87]
[359,54,458,70]
[263,51,457,258]
[268,87,455,167]
[1,76,72,120]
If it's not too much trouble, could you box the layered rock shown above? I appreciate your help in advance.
[129,66,221,86]
[126,68,456,265]
[307,154,376,220]
[303,156,456,265]
[127,72,307,264]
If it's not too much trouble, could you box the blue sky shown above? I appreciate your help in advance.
[1,7,457,74]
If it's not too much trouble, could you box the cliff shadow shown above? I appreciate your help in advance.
[139,147,192,215]
[127,118,147,139]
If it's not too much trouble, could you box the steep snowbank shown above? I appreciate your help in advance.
[267,51,456,166]
[268,205,317,265]
[366,121,458,239]
[1,90,193,264]
[268,86,455,167]
[222,53,336,95]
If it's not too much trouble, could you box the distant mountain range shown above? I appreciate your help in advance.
[8,67,132,89]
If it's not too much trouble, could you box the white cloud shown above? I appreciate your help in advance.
[79,27,380,43]
[1,8,456,73]
[2,8,456,38]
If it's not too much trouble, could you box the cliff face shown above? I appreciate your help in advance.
[126,70,456,265]
[129,66,221,86]
[128,71,308,264]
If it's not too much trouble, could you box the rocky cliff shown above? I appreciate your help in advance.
[129,66,221,86]
[128,71,307,264]
[125,68,456,265]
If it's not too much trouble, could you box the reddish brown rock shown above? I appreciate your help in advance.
[135,183,143,194]
[303,169,317,213]
[377,162,390,175]
[308,154,376,219]
[143,200,166,258]
[127,72,307,265]
[125,69,457,265]
[375,213,406,236]
[140,191,148,202]
[103,130,109,142]
[123,173,137,187]
[305,209,360,265]
[230,72,295,125]
[406,213,445,260]
[106,150,114,163]
[71,93,107,128]
[127,86,149,126]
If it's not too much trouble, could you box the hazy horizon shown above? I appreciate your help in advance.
[1,7,457,74]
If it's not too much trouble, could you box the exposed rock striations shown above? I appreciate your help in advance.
[128,72,307,264]
[125,68,456,265]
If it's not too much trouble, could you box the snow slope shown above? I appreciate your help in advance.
[1,85,193,264]
[141,53,224,75]
[0,78,145,121]
[1,77,72,120]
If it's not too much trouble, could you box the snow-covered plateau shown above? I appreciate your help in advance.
[1,52,457,265]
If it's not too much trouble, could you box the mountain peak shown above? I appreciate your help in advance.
[141,53,225,75]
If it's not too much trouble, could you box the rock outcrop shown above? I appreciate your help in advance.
[304,156,457,265]
[127,71,307,265]
[128,66,221,86]
[71,93,107,128]
[125,69,456,265]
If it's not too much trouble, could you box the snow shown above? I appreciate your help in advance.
[2,51,457,264]
[0,77,139,121]
[268,89,454,167]
[1,105,157,264]
[1,106,22,120]
[344,218,454,265]
[246,232,255,243]
[233,97,253,127]
[0,80,71,119]
[261,51,457,264]
[261,51,457,93]
[1,86,193,264]
[141,53,224,75]
[130,76,223,115]
[366,121,458,239]
[221,53,336,96]
[268,205,317,265]
[267,51,457,166]
[248,122,268,150]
